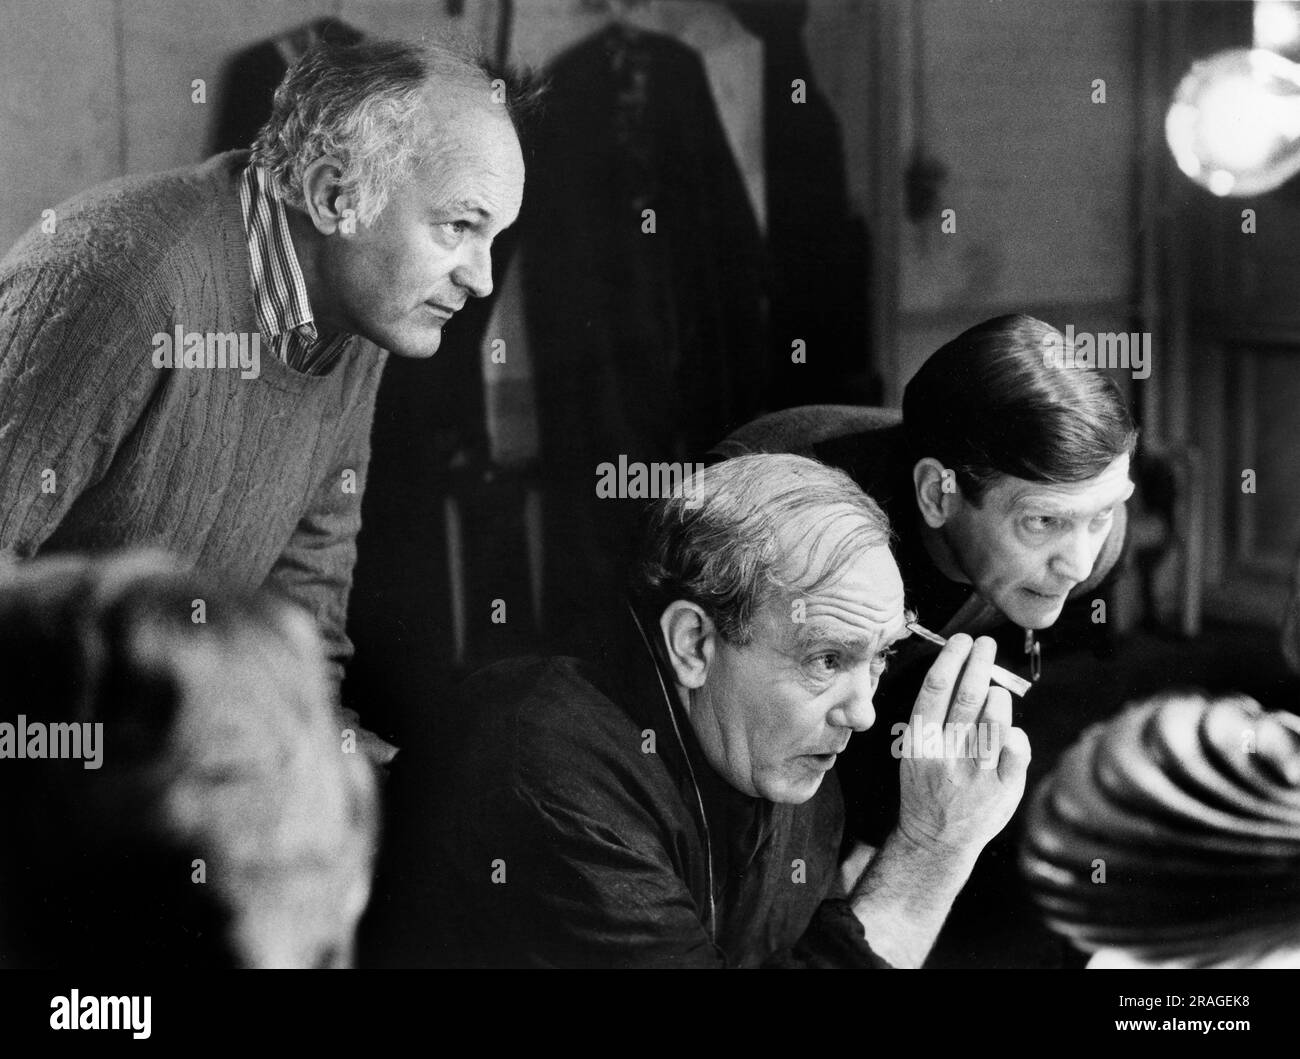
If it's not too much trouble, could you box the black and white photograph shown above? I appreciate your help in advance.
[0,0,1297,1041]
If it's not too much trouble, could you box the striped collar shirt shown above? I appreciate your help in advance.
[238,163,351,376]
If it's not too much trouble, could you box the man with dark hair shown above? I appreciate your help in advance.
[367,454,1030,968]
[713,313,1136,839]
[897,313,1135,633]
[0,40,528,753]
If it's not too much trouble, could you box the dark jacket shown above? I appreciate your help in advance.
[521,26,771,642]
[364,605,890,968]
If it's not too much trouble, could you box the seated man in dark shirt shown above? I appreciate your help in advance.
[367,453,1030,967]
[712,313,1137,841]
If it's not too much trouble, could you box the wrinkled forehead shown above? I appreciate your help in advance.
[406,98,525,208]
[987,452,1134,513]
[416,82,523,161]
[760,510,904,631]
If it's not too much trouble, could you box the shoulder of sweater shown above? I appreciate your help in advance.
[349,336,389,377]
[331,337,389,403]
[0,151,250,302]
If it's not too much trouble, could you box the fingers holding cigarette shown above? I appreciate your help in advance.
[906,621,1032,697]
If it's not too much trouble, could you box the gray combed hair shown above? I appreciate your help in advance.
[632,454,893,645]
[250,37,496,227]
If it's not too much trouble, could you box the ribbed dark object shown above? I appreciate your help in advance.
[1020,691,1300,963]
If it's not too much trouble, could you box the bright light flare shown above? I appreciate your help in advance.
[1255,1,1300,57]
[1165,48,1300,196]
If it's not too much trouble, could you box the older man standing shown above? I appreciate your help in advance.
[369,454,1030,967]
[0,40,525,727]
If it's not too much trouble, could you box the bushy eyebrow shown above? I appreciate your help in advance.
[1010,500,1083,518]
[444,199,491,219]
[793,613,912,654]
[1010,481,1134,519]
[794,625,872,653]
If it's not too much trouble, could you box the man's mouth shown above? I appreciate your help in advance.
[806,741,850,765]
[424,301,461,319]
[1022,586,1070,601]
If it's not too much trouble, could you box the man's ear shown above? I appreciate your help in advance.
[658,600,716,693]
[913,457,960,529]
[299,156,358,236]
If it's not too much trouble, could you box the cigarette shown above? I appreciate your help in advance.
[905,621,1033,698]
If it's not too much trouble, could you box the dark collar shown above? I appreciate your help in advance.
[581,602,774,857]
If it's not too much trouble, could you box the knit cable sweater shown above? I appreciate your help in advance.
[0,151,387,690]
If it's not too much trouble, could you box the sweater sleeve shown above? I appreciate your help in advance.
[263,346,385,702]
[0,266,160,560]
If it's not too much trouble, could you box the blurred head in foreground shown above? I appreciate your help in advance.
[1020,689,1300,968]
[0,551,377,968]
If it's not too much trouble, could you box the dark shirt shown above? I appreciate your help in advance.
[366,607,891,968]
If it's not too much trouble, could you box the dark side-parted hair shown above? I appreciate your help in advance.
[902,313,1138,504]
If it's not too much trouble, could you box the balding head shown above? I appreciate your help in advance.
[252,37,533,227]
[255,37,534,359]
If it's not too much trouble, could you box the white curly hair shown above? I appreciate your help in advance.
[251,37,496,227]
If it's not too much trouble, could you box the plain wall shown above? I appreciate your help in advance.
[0,0,872,253]
[887,0,1143,397]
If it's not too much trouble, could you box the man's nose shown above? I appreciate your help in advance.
[453,242,493,299]
[1049,525,1096,584]
[829,670,877,733]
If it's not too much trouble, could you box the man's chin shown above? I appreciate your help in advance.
[366,324,444,359]
[385,337,442,359]
[761,771,824,805]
